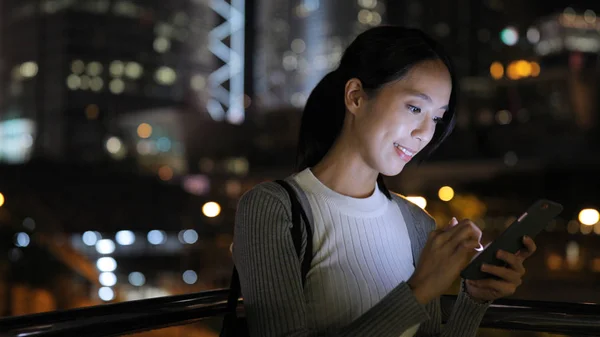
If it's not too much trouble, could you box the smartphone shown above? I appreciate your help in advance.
[461,199,563,280]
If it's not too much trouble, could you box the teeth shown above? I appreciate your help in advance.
[394,143,415,156]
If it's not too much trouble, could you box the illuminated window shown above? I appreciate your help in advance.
[67,74,81,90]
[20,62,38,78]
[90,77,104,92]
[155,67,177,85]
[125,62,143,79]
[109,61,125,77]
[109,79,125,94]
[153,37,171,53]
[87,62,103,76]
[190,75,206,91]
[113,0,140,18]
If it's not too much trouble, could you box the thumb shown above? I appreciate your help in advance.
[443,217,459,230]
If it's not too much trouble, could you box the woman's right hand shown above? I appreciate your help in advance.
[407,218,482,304]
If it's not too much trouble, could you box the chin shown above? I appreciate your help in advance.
[378,163,406,177]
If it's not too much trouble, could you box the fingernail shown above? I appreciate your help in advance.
[481,264,487,271]
[523,235,529,241]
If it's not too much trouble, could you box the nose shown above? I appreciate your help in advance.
[410,117,436,143]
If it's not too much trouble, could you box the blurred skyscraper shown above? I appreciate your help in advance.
[253,0,386,112]
[0,0,216,164]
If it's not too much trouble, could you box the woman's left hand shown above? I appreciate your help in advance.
[465,236,537,302]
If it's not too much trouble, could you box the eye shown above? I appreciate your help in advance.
[407,105,421,114]
[433,116,445,124]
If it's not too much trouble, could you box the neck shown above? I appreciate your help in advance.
[311,137,379,199]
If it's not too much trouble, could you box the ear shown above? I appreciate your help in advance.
[344,78,366,116]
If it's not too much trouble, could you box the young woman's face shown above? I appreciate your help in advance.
[348,59,452,176]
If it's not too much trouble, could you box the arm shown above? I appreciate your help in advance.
[415,217,490,337]
[234,184,430,337]
[440,281,490,337]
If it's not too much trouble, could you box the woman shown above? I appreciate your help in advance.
[233,26,537,337]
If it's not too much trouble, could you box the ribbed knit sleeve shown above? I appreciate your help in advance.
[233,183,431,337]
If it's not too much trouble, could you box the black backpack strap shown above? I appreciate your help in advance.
[221,180,313,336]
[274,179,313,285]
[221,267,242,336]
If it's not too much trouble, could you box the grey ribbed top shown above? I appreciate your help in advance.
[233,175,490,337]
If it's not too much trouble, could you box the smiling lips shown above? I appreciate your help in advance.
[393,142,416,161]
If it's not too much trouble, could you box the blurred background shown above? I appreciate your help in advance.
[0,0,599,336]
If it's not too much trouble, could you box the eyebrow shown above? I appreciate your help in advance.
[408,91,449,110]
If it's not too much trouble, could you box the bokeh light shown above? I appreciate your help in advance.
[202,202,222,218]
[97,257,117,272]
[579,208,600,226]
[438,186,455,202]
[489,62,504,79]
[137,123,152,139]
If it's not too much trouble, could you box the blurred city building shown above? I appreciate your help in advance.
[0,0,216,165]
[253,0,386,111]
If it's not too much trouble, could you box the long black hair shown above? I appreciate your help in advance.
[296,26,458,200]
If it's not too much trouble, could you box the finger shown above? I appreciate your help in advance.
[440,217,460,231]
[451,220,482,241]
[481,264,522,284]
[518,236,537,259]
[468,278,516,296]
[428,229,452,249]
[497,250,526,275]
[447,222,481,248]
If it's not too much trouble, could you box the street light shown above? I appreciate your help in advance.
[202,201,221,217]
[578,208,599,226]
[438,186,455,202]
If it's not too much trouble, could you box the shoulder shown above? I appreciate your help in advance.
[390,192,437,232]
[236,181,293,222]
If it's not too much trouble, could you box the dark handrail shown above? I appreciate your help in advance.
[1,291,599,336]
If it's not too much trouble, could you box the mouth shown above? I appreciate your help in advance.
[393,142,416,162]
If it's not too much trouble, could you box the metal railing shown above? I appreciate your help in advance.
[1,290,599,336]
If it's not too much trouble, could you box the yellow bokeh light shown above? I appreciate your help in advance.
[515,60,532,77]
[406,196,427,210]
[506,62,520,80]
[438,186,455,202]
[578,208,599,226]
[489,62,504,80]
[530,61,540,77]
[137,123,152,139]
[0,192,5,207]
[202,202,222,218]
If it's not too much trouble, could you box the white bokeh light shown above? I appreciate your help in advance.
[147,230,166,245]
[82,231,99,246]
[96,257,117,272]
[115,230,136,245]
[183,270,198,285]
[15,233,30,247]
[99,272,117,287]
[98,287,115,301]
[96,239,116,254]
[106,137,123,154]
[182,229,198,244]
